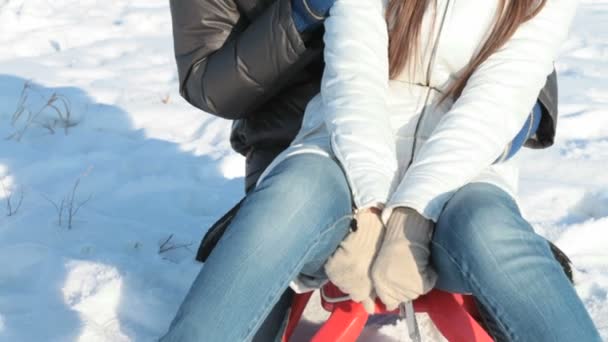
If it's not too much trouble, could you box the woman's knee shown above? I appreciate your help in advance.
[435,184,523,245]
[431,183,551,292]
[231,154,352,257]
[432,183,555,277]
[255,155,354,278]
[256,154,352,215]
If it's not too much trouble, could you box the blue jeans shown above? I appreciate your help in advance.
[160,154,353,342]
[162,154,600,341]
[432,183,601,341]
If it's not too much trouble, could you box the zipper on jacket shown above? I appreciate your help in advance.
[407,0,451,169]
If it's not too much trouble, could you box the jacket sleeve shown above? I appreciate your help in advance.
[170,0,322,119]
[322,0,398,209]
[386,0,578,221]
[532,69,559,148]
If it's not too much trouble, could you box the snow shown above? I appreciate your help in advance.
[0,0,606,341]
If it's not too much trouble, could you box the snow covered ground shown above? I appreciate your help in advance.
[0,0,606,341]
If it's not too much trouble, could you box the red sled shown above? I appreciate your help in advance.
[282,282,493,342]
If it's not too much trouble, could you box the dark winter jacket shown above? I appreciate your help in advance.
[170,0,325,190]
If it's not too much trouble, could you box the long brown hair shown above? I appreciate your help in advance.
[387,0,547,100]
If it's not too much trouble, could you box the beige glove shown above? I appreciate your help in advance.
[324,209,385,313]
[371,207,437,310]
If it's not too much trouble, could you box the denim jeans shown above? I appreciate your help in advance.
[432,182,601,341]
[160,154,353,342]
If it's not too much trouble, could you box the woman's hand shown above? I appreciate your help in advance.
[324,208,385,313]
[371,207,437,310]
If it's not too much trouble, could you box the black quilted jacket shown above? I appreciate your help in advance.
[170,0,325,190]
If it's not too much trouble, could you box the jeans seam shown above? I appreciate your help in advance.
[517,228,562,340]
[431,239,518,341]
[241,214,353,341]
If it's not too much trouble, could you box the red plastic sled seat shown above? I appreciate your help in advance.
[282,282,493,342]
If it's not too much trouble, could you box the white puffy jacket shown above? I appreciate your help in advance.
[258,0,578,223]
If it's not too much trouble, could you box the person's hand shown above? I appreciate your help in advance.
[324,208,384,313]
[291,0,336,33]
[371,207,437,310]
